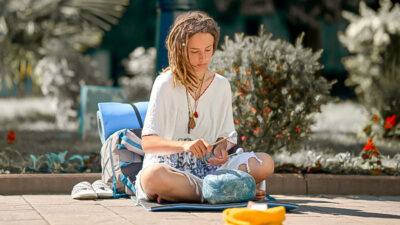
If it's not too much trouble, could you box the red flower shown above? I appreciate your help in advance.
[373,115,379,124]
[362,153,369,159]
[241,136,247,141]
[250,107,257,113]
[275,134,283,138]
[372,169,382,175]
[234,119,241,124]
[377,160,382,166]
[6,130,18,145]
[384,114,396,129]
[315,161,321,170]
[253,127,262,135]
[363,138,376,151]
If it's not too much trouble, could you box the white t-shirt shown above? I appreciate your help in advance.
[141,70,237,169]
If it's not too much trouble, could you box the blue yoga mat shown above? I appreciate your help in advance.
[132,196,298,212]
[97,101,148,143]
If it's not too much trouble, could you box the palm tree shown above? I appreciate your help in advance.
[0,0,129,127]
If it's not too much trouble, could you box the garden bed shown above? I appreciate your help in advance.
[0,97,399,175]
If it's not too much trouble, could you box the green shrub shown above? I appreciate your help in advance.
[26,150,100,173]
[339,0,400,138]
[210,28,333,153]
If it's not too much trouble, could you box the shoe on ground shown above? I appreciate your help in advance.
[92,180,113,199]
[71,181,97,200]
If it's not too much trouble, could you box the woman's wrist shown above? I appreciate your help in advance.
[177,140,187,153]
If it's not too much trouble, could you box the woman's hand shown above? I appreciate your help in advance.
[207,139,229,165]
[182,139,212,158]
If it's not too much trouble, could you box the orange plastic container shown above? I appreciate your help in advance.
[223,206,286,225]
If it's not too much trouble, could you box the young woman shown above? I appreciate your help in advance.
[135,11,274,203]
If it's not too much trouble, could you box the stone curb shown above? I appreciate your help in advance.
[267,174,400,195]
[0,173,100,195]
[267,174,307,195]
[305,174,400,195]
[0,173,399,195]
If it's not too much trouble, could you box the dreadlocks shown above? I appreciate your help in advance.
[163,11,220,91]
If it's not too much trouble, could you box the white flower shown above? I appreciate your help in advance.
[373,29,390,47]
[273,149,400,174]
[371,17,381,30]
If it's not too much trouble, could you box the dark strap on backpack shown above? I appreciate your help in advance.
[131,103,144,128]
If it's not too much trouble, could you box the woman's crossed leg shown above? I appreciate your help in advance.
[140,152,274,203]
[140,164,201,203]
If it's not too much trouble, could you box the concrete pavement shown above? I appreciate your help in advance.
[1,194,399,225]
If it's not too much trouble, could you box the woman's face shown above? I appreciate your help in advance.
[187,32,214,75]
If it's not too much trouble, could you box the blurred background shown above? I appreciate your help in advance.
[0,0,399,174]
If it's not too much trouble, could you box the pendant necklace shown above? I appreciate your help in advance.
[187,72,206,133]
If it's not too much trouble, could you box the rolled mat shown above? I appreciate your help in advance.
[97,101,148,143]
[132,196,298,212]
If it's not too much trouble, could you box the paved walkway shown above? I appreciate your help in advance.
[1,195,399,225]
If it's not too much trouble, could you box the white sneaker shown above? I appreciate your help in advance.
[92,180,113,199]
[71,181,97,200]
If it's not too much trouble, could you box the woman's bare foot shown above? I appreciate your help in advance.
[157,195,164,203]
[254,189,266,201]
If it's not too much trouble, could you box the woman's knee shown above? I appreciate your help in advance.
[237,153,274,182]
[140,164,172,193]
[255,152,274,177]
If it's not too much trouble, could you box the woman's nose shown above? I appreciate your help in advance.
[199,51,205,60]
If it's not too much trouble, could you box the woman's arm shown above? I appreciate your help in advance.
[142,135,212,158]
